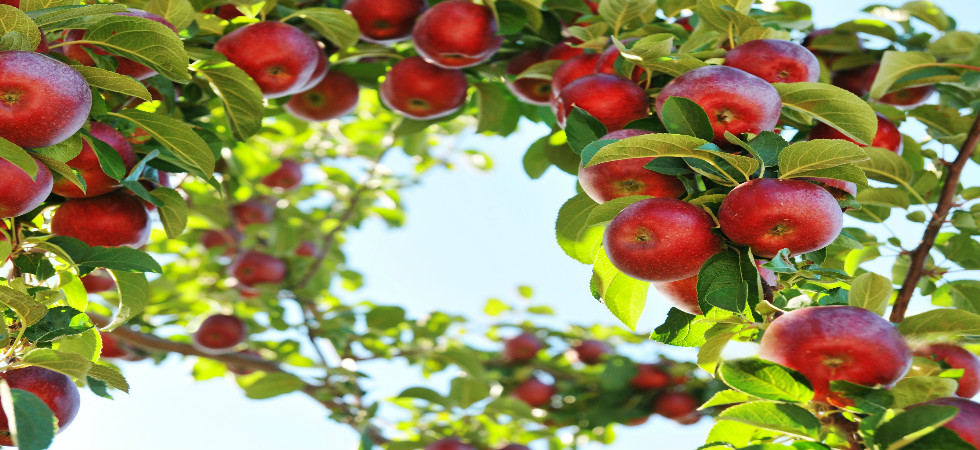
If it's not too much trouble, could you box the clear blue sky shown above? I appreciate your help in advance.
[56,1,979,449]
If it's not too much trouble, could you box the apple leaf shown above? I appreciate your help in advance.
[555,193,603,264]
[582,133,707,166]
[827,380,894,414]
[715,400,822,440]
[0,383,56,450]
[649,307,710,347]
[566,107,609,156]
[659,97,714,142]
[869,51,959,100]
[73,65,153,101]
[774,82,877,145]
[474,82,521,136]
[87,364,130,394]
[196,60,264,140]
[32,133,83,164]
[875,405,970,450]
[698,323,739,373]
[777,139,869,179]
[46,236,163,273]
[856,146,914,184]
[397,387,452,408]
[450,377,491,408]
[105,270,149,331]
[583,195,651,228]
[697,248,763,315]
[695,0,757,34]
[281,7,360,50]
[110,110,215,178]
[143,0,194,31]
[76,15,191,83]
[856,188,910,209]
[19,348,93,380]
[0,5,41,51]
[22,306,91,344]
[717,358,814,403]
[635,53,708,77]
[515,59,562,80]
[18,0,75,12]
[82,133,127,182]
[889,377,957,409]
[699,389,759,410]
[848,272,892,316]
[151,188,189,239]
[0,137,38,179]
[522,135,552,179]
[55,327,101,363]
[0,286,47,326]
[26,3,128,27]
[898,308,980,338]
[591,247,649,331]
[598,0,658,35]
[240,372,306,400]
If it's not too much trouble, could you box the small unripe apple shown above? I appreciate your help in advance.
[723,39,819,83]
[504,332,542,362]
[379,56,468,120]
[513,377,555,407]
[344,0,427,44]
[53,122,137,198]
[603,198,722,282]
[0,156,53,219]
[808,112,903,154]
[229,251,287,287]
[578,130,686,203]
[261,160,304,189]
[214,22,321,98]
[631,363,671,389]
[504,48,552,106]
[193,314,247,353]
[51,192,152,248]
[573,339,611,365]
[285,71,360,122]
[0,366,80,446]
[425,438,476,450]
[556,73,650,132]
[653,391,698,419]
[909,398,980,449]
[718,178,843,258]
[914,343,980,398]
[675,16,693,31]
[758,305,912,405]
[411,0,502,69]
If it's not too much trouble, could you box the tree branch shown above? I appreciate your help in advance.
[890,113,980,323]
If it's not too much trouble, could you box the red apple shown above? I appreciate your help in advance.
[100,331,129,358]
[344,0,427,44]
[0,51,91,149]
[229,251,287,287]
[202,228,240,255]
[209,4,245,20]
[0,156,53,219]
[674,412,701,425]
[232,198,274,227]
[214,22,320,98]
[556,73,650,131]
[911,398,980,449]
[499,445,531,450]
[425,438,476,450]
[295,241,316,257]
[0,0,19,6]
[82,270,116,293]
[655,65,781,145]
[595,39,646,86]
[545,38,586,61]
[603,198,722,282]
[504,332,542,362]
[758,305,912,405]
[808,112,903,154]
[261,160,304,189]
[798,177,858,201]
[513,377,555,407]
[723,39,819,83]
[293,48,330,93]
[653,391,698,419]
[193,314,246,352]
[573,339,611,365]
[718,178,843,258]
[411,0,502,69]
[285,71,360,122]
[551,53,600,95]
[675,16,693,31]
[379,56,468,120]
[52,122,137,198]
[914,343,980,398]
[631,363,671,389]
[62,10,178,80]
[626,415,649,426]
[51,192,152,248]
[578,129,686,203]
[504,48,552,106]
[0,366,80,446]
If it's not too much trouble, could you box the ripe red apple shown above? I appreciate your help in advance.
[52,122,136,198]
[193,314,247,352]
[0,0,20,6]
[51,192,151,248]
[551,53,601,95]
[578,129,686,203]
[723,39,819,83]
[798,177,858,202]
[214,22,320,98]
[595,39,646,86]
[718,178,843,258]
[556,73,650,131]
[655,65,781,145]
[285,71,360,122]
[545,38,585,61]
[631,363,672,389]
[344,0,427,43]
[0,366,80,446]
[62,10,178,80]
[758,305,912,405]
[202,228,240,255]
[0,51,91,149]
[411,0,502,69]
[82,271,116,293]
[914,343,980,398]
[295,241,316,257]
[425,438,476,450]
[675,16,693,31]
[229,251,287,287]
[626,415,649,426]
[911,398,980,449]
[205,4,245,20]
[603,198,722,282]
[232,198,274,227]
[513,377,556,407]
[504,48,552,106]
[100,331,129,358]
[0,156,53,219]
[379,56,468,120]
[261,160,304,189]
[573,339,611,365]
[35,29,49,53]
[504,332,542,362]
[293,49,330,93]
[808,112,903,154]
[653,391,698,419]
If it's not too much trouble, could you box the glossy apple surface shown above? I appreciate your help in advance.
[914,343,980,398]
[53,122,136,198]
[556,73,650,132]
[0,156,53,219]
[513,377,555,407]
[551,53,600,95]
[193,314,247,352]
[261,160,304,189]
[578,130,685,203]
[505,48,552,105]
[345,0,426,43]
[100,331,129,358]
[0,366,80,446]
[411,0,502,69]
[724,39,819,83]
[229,251,287,287]
[379,56,468,120]
[285,71,360,122]
[51,192,151,248]
[214,22,320,98]
[653,391,698,419]
[82,271,116,293]
[630,363,671,389]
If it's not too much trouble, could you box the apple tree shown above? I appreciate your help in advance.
[0,0,979,449]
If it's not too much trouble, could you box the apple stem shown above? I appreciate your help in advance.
[890,112,980,323]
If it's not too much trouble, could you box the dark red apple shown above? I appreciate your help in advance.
[214,22,320,98]
[0,366,80,446]
[0,156,53,219]
[544,38,585,61]
[556,73,650,131]
[411,0,502,69]
[911,398,980,449]
[0,0,20,7]
[631,363,671,389]
[425,438,476,450]
[295,241,316,257]
[202,228,240,255]
[232,198,274,227]
[675,16,693,31]
[551,53,600,95]
[505,48,552,106]
[808,112,903,154]
[513,377,555,407]
[35,29,49,53]
[578,129,686,203]
[758,305,912,405]
[573,339,611,365]
[718,178,843,258]
[504,332,542,362]
[379,56,468,120]
[100,331,129,358]
[52,122,136,198]
[209,4,245,20]
[0,51,91,149]
[193,314,246,352]
[62,10,178,81]
[293,48,330,93]
[261,160,304,189]
[914,344,980,398]
[229,251,287,287]
[51,192,151,248]
[654,391,698,419]
[655,65,781,145]
[603,198,722,282]
[82,270,116,293]
[344,0,426,44]
[285,71,360,122]
[723,39,819,83]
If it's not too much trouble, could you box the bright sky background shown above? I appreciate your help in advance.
[55,1,979,449]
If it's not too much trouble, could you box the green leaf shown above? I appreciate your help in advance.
[899,1,950,30]
[449,377,490,408]
[582,132,707,166]
[20,348,92,380]
[75,15,190,82]
[717,358,814,403]
[566,107,609,155]
[33,153,85,190]
[857,146,913,184]
[848,272,892,316]
[0,5,42,51]
[71,65,152,101]
[109,110,215,178]
[697,248,763,314]
[777,139,869,179]
[196,61,264,140]
[241,372,305,399]
[0,286,47,326]
[869,51,959,100]
[27,4,128,27]
[890,377,957,409]
[440,347,487,380]
[366,306,405,330]
[397,387,451,407]
[716,401,822,440]
[23,306,91,343]
[773,82,878,145]
[83,133,126,182]
[19,0,77,13]
[33,132,83,163]
[517,285,533,299]
[696,0,757,34]
[86,364,130,393]
[650,307,710,347]
[876,405,962,450]
[46,236,162,273]
[828,380,894,414]
[898,308,980,338]
[592,247,649,331]
[0,383,56,450]
[698,323,738,373]
[281,7,360,50]
[555,193,603,264]
[597,0,657,34]
[0,136,39,179]
[483,298,510,316]
[474,82,521,136]
[54,327,99,362]
[659,97,714,141]
[150,188,188,239]
[143,0,194,31]
[699,389,758,410]
[105,271,149,331]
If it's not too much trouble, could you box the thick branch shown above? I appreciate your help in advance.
[890,113,980,323]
